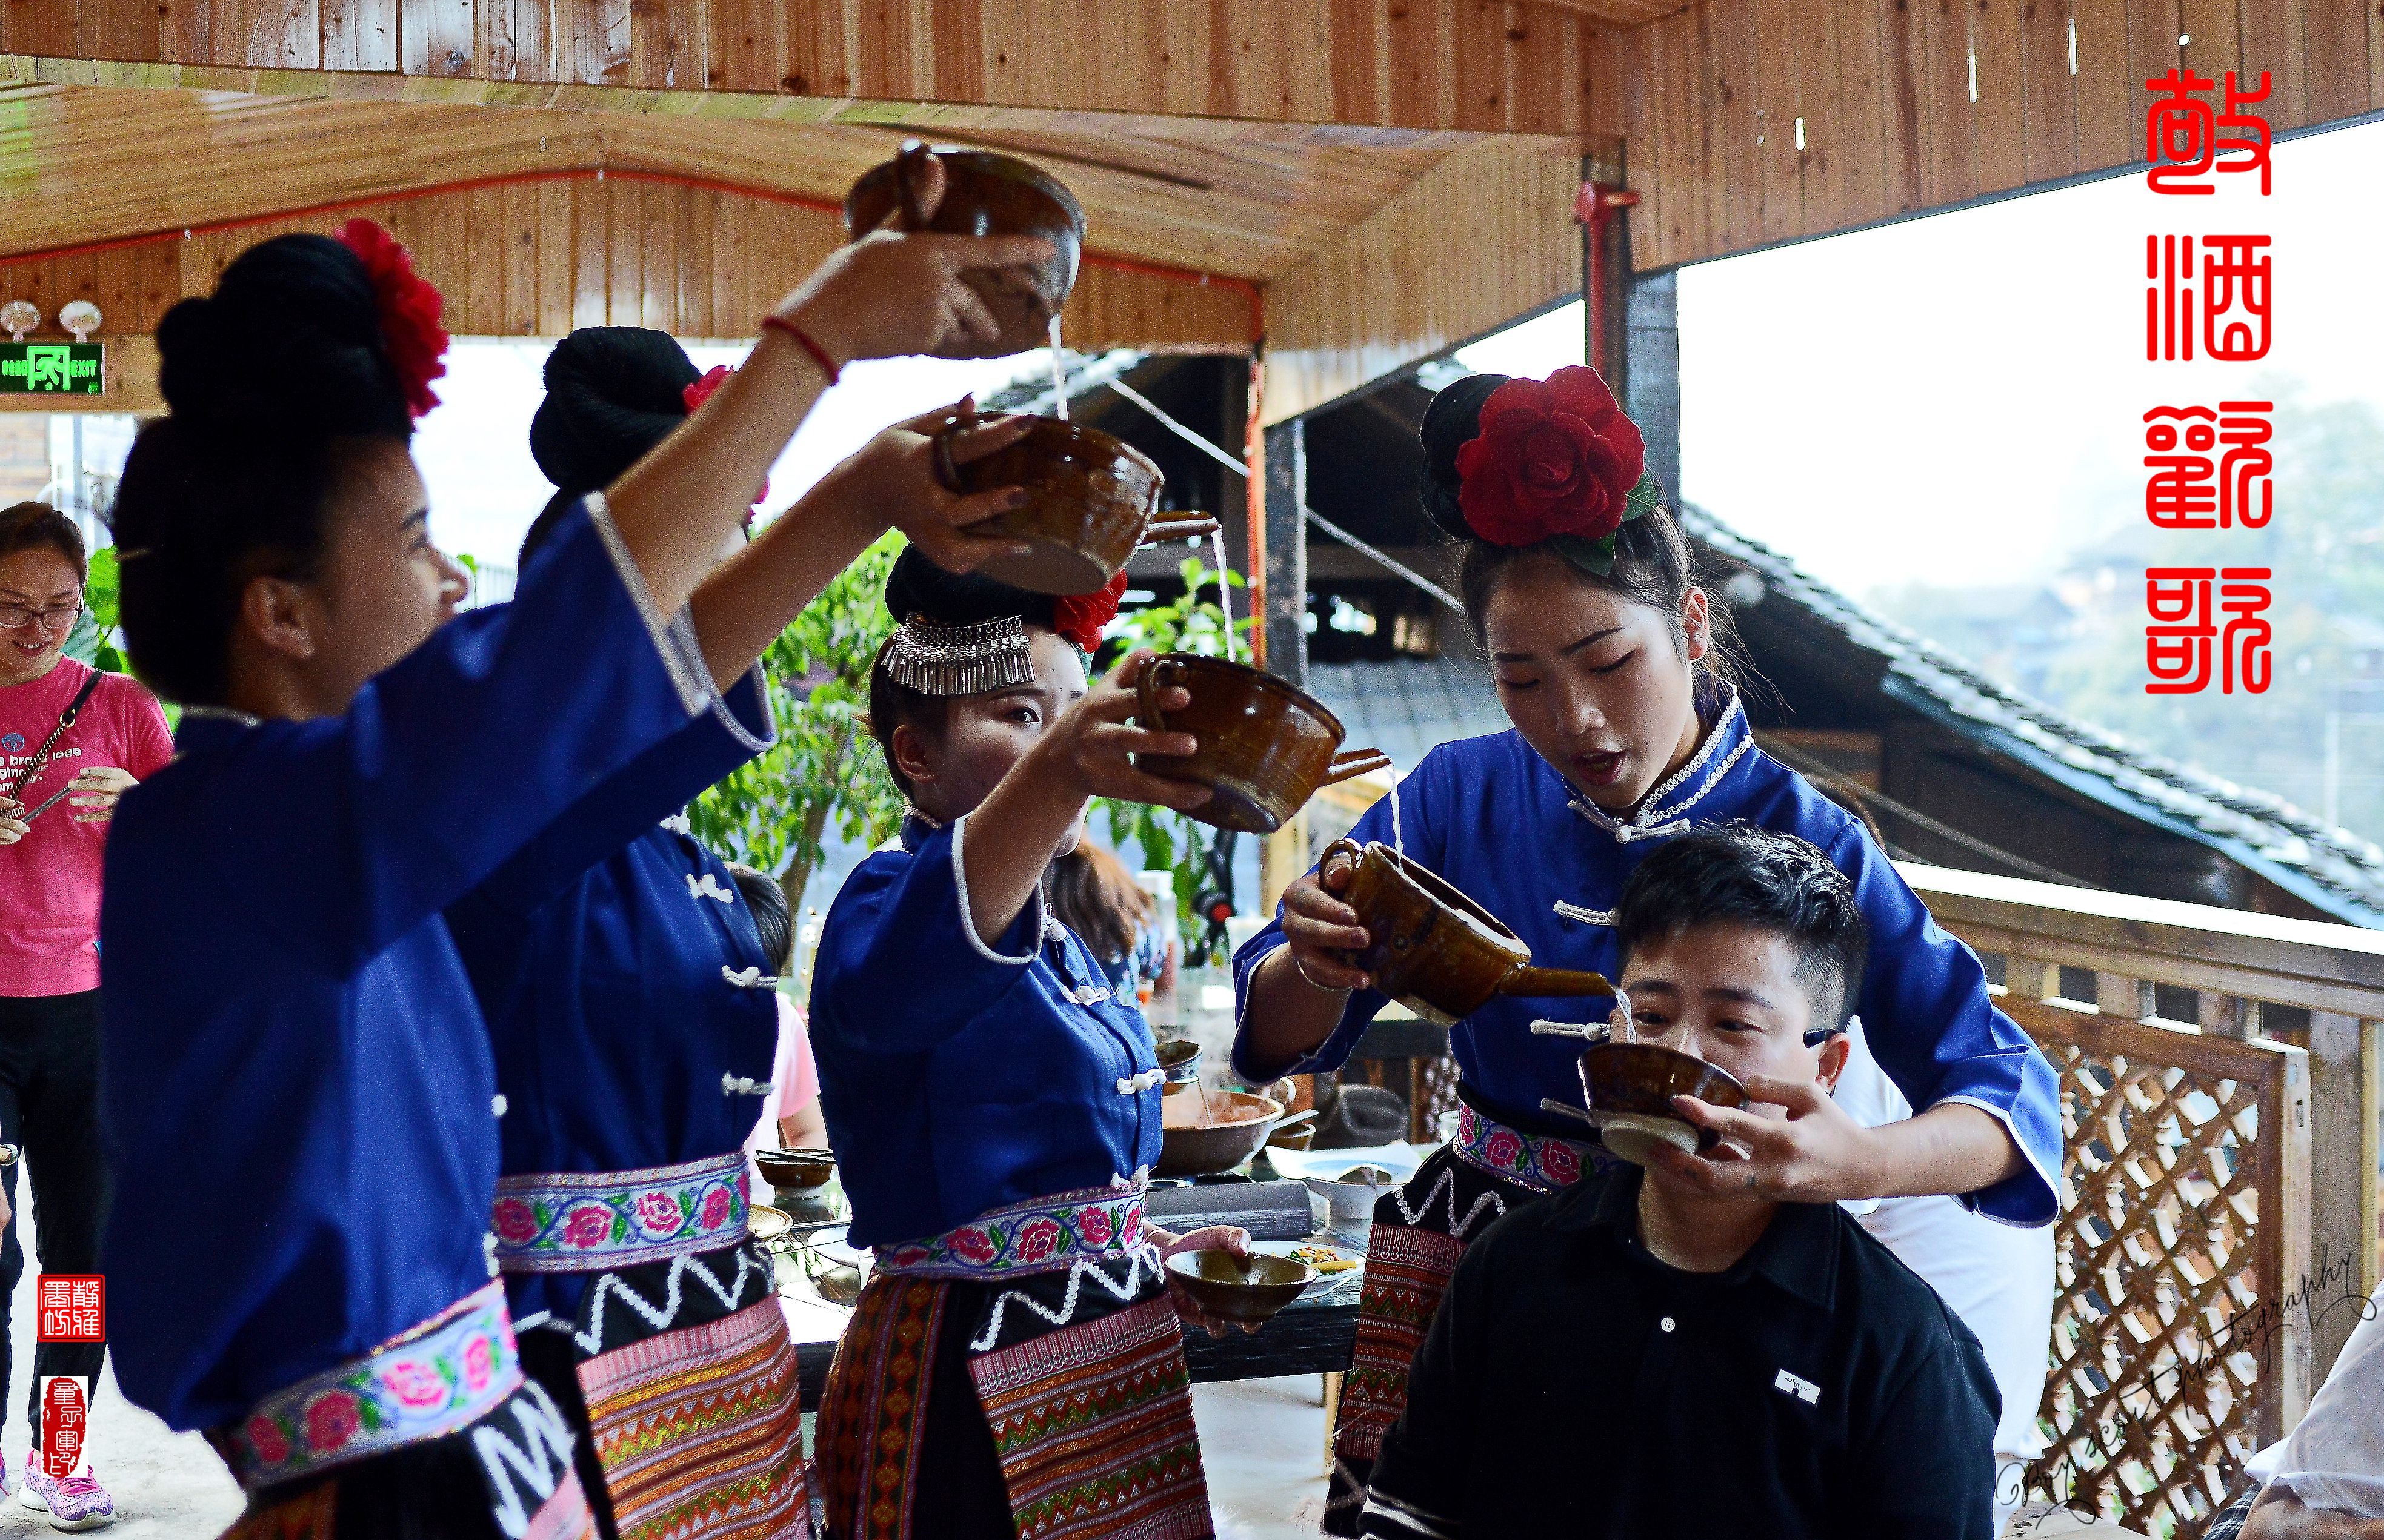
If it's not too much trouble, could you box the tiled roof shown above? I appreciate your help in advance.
[1302,655,1510,773]
[1681,503,2384,927]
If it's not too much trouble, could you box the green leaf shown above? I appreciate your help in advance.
[1621,470,1665,523]
[1549,533,1618,579]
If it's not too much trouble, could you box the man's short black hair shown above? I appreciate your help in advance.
[1614,825,1870,1034]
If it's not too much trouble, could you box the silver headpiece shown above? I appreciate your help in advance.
[884,613,1034,697]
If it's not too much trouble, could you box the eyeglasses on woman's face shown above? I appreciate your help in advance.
[0,601,84,632]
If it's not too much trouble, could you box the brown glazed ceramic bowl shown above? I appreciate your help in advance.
[935,412,1166,594]
[1133,656,1391,835]
[844,142,1085,359]
[1324,839,1614,1027]
[1164,1250,1316,1326]
[1577,1042,1749,1164]
[755,1148,836,1190]
[1156,1037,1204,1095]
[1157,1089,1283,1177]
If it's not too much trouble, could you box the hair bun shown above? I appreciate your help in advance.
[1418,371,1511,541]
[883,545,1056,634]
[530,327,701,496]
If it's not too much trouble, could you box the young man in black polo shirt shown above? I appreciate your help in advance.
[1359,826,2000,1540]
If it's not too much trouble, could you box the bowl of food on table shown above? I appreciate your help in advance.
[1158,1088,1298,1177]
[1577,1041,1748,1166]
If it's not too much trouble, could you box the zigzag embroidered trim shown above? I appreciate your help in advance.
[471,1379,578,1540]
[572,1243,771,1358]
[1386,1167,1508,1241]
[965,1245,1167,1352]
[1637,689,1743,814]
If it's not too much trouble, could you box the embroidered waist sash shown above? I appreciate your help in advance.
[490,1150,750,1273]
[213,1281,524,1493]
[873,1186,1149,1279]
[1450,1098,1600,1194]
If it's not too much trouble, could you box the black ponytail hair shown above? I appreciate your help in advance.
[519,327,702,566]
[1419,371,1740,689]
[113,232,415,706]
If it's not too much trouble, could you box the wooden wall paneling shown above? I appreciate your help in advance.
[631,0,707,91]
[93,245,174,337]
[79,0,165,60]
[465,184,507,334]
[2129,0,2185,130]
[704,0,781,94]
[326,0,403,70]
[1516,5,1588,133]
[418,0,479,76]
[421,187,468,322]
[571,178,608,328]
[1327,0,1390,127]
[1836,0,1893,226]
[2021,0,2082,184]
[1711,0,1765,244]
[605,178,641,325]
[679,186,716,340]
[640,180,678,331]
[711,190,750,338]
[5,257,56,338]
[536,179,575,334]
[2071,0,2139,166]
[1756,0,1803,242]
[2236,0,2308,129]
[2,2,79,55]
[1971,0,2029,193]
[2299,0,2369,120]
[1616,22,1663,262]
[502,180,539,334]
[1646,16,1687,262]
[1879,0,1931,213]
[1796,0,1848,236]
[1921,0,1978,207]
[2178,0,2243,92]
[1677,10,1721,260]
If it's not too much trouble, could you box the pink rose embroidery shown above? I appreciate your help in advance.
[1014,1217,1062,1264]
[382,1360,448,1410]
[245,1414,291,1467]
[462,1336,494,1393]
[1482,1129,1524,1170]
[490,1198,537,1244]
[563,1204,614,1250]
[635,1191,685,1236]
[949,1228,997,1264]
[1122,1207,1144,1247]
[304,1392,361,1455]
[700,1187,733,1231]
[1540,1140,1580,1186]
[1077,1207,1114,1246]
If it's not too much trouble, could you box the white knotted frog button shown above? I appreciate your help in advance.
[687,872,734,903]
[722,966,780,989]
[1113,1068,1166,1095]
[721,1073,777,1097]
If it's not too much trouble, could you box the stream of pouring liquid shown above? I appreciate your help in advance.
[1049,316,1068,422]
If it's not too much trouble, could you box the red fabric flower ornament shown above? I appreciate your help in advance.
[336,219,449,419]
[1053,571,1127,654]
[682,366,771,511]
[1453,365,1646,546]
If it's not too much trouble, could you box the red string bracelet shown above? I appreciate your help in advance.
[761,314,841,386]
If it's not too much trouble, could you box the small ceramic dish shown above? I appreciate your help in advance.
[1156,1038,1203,1093]
[756,1148,836,1190]
[1302,1165,1402,1221]
[1577,1041,1750,1166]
[1164,1249,1317,1326]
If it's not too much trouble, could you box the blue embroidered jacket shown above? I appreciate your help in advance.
[1230,693,2062,1227]
[445,669,780,1325]
[809,815,1165,1250]
[98,499,724,1431]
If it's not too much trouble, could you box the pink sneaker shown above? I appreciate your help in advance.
[18,1456,113,1530]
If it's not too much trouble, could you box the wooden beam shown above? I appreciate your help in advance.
[4,1,1605,134]
[1259,138,1595,424]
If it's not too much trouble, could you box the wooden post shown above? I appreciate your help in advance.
[2306,1011,2381,1381]
[1260,413,1311,922]
[1625,268,1682,506]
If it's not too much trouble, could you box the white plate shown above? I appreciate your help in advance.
[1251,1239,1365,1277]
[1264,1143,1424,1183]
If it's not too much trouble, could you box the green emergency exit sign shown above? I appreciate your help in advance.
[0,344,102,396]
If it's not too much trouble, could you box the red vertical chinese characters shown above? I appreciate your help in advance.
[2142,71,2274,695]
[35,1275,102,1479]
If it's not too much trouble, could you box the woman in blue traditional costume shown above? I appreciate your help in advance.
[443,325,1036,1540]
[1230,367,2063,1536]
[808,551,1248,1540]
[96,208,1048,1540]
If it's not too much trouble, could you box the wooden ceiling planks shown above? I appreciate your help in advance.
[8,0,1611,134]
[0,174,1256,354]
[1600,0,2384,271]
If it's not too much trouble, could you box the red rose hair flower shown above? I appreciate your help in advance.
[336,219,449,419]
[1453,365,1646,547]
[681,365,770,511]
[1052,571,1127,654]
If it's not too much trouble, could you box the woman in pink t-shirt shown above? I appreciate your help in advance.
[0,502,173,1510]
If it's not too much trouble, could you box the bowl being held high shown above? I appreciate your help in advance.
[1164,1249,1316,1327]
[1133,656,1390,835]
[844,142,1084,359]
[1324,839,1615,1027]
[1156,1037,1203,1095]
[1577,1041,1749,1166]
[932,411,1205,596]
